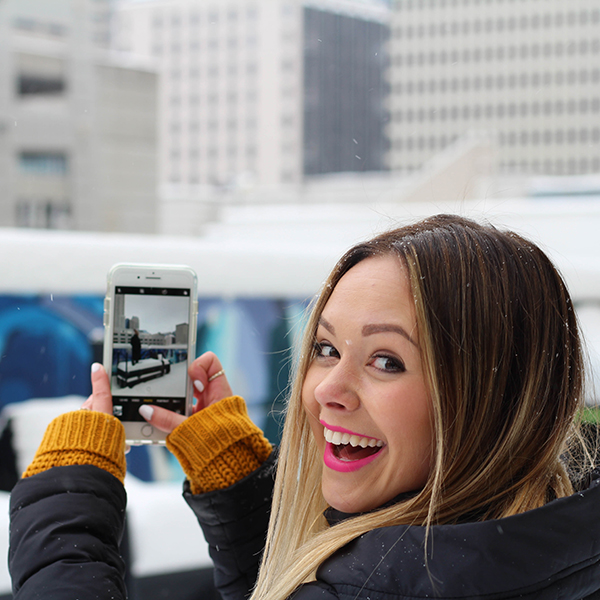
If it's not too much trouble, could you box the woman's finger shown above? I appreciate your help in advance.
[138,404,186,434]
[89,363,113,415]
[189,351,233,410]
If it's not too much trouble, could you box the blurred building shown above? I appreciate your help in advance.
[0,0,159,232]
[387,0,600,176]
[113,0,389,190]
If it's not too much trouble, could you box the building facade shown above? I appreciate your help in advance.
[113,0,389,190]
[387,0,600,176]
[0,0,159,232]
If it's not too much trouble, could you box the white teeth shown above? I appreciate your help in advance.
[323,427,383,449]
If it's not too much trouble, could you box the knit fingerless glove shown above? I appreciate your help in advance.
[23,411,127,484]
[166,395,273,494]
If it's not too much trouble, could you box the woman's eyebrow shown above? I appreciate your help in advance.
[318,316,335,335]
[362,323,418,347]
[318,317,417,347]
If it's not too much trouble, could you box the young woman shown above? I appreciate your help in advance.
[9,215,600,600]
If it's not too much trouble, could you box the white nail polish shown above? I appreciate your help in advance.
[139,405,154,421]
[91,363,101,373]
[194,380,204,393]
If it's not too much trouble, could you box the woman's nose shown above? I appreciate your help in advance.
[313,362,360,411]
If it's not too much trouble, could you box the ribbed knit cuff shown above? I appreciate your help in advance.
[23,411,127,484]
[167,396,272,494]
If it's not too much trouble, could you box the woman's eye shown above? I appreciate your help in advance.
[371,355,405,373]
[314,342,339,359]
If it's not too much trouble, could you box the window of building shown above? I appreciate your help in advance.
[19,152,67,175]
[16,200,71,229]
[17,54,66,96]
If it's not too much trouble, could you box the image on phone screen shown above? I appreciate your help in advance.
[110,285,191,422]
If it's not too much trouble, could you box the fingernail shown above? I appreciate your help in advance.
[139,405,154,421]
[194,380,204,393]
[91,363,102,373]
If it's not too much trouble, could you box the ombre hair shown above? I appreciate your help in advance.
[251,214,589,600]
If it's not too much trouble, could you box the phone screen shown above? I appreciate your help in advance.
[110,285,192,422]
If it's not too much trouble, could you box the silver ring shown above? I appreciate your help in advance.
[80,406,91,411]
[208,369,225,382]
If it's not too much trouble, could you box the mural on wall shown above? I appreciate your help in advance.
[0,293,308,483]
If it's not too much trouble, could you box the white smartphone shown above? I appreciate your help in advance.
[102,263,198,444]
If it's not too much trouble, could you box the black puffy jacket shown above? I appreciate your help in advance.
[9,459,600,600]
[10,465,127,600]
[186,459,600,600]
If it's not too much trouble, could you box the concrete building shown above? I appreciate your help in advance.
[387,0,600,176]
[0,0,159,232]
[112,0,389,191]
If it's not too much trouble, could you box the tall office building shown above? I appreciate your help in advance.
[387,0,600,176]
[0,0,158,232]
[113,0,389,190]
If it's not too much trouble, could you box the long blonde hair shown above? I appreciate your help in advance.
[252,215,588,600]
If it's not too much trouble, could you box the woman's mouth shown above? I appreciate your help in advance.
[322,425,385,473]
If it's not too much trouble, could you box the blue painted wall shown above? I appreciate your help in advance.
[0,293,309,480]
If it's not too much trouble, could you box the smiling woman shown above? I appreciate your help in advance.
[302,256,432,514]
[9,214,600,600]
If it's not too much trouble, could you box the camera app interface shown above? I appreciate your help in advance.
[110,286,190,421]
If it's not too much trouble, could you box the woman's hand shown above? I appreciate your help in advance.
[138,351,232,434]
[80,363,113,414]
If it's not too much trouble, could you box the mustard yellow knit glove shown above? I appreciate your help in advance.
[166,396,272,494]
[23,411,127,484]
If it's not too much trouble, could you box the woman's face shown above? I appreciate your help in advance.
[302,255,433,514]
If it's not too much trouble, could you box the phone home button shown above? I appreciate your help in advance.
[141,424,154,437]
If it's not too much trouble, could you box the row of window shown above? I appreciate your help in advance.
[497,129,600,145]
[394,10,600,38]
[153,35,259,55]
[167,63,259,81]
[399,0,597,13]
[169,119,258,134]
[498,157,600,175]
[13,18,68,37]
[169,146,259,160]
[394,71,600,95]
[168,90,258,108]
[392,98,600,123]
[391,128,600,153]
[393,40,600,68]
[167,113,296,136]
[152,6,259,28]
[395,157,600,176]
[168,168,297,186]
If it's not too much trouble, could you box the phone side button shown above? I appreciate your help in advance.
[141,424,154,437]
